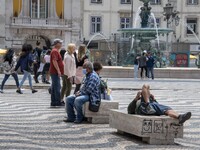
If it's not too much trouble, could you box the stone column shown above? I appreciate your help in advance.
[48,0,58,18]
[64,0,72,20]
[71,0,81,44]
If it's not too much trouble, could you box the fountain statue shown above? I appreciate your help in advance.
[139,0,151,28]
[118,0,173,66]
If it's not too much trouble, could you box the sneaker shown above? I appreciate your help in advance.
[45,81,51,84]
[63,119,75,123]
[50,104,63,108]
[74,120,83,124]
[61,101,65,106]
[0,90,4,93]
[178,112,192,124]
[33,76,39,83]
[16,89,23,94]
[32,89,38,93]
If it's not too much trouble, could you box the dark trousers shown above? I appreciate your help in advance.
[50,74,61,106]
[140,66,147,78]
[147,67,154,79]
[61,75,72,100]
[74,84,81,94]
[1,73,19,90]
[33,63,39,78]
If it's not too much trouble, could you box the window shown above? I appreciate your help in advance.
[120,17,130,28]
[121,0,131,4]
[91,0,102,3]
[187,0,198,5]
[91,16,101,34]
[31,0,48,18]
[120,17,130,38]
[186,18,197,34]
[150,0,161,5]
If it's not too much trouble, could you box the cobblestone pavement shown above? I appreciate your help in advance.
[0,77,200,149]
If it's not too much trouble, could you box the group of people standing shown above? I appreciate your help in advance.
[49,39,113,123]
[134,50,155,80]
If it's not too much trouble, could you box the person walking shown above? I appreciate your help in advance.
[34,46,48,83]
[146,52,155,80]
[0,48,22,94]
[15,44,38,94]
[49,39,64,107]
[33,41,42,83]
[61,43,76,104]
[74,44,88,94]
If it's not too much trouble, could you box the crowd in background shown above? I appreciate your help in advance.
[0,39,112,123]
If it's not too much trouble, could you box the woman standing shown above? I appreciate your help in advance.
[74,44,88,93]
[0,48,22,94]
[15,44,37,94]
[61,43,76,103]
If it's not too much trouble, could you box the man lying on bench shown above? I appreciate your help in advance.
[127,84,191,124]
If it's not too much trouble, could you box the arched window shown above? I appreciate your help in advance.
[30,0,48,18]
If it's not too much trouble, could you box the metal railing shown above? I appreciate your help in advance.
[10,17,72,28]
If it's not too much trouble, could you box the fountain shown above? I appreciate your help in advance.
[118,0,173,65]
[85,33,115,65]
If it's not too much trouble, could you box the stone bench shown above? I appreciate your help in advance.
[83,101,119,124]
[109,109,183,145]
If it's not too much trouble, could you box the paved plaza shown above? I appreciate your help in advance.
[0,75,200,149]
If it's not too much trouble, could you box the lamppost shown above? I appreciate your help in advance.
[130,0,134,28]
[163,2,180,53]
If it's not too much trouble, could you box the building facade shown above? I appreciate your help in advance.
[82,0,200,65]
[0,0,82,49]
[1,0,200,65]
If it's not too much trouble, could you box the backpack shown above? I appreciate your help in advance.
[100,79,108,93]
[2,61,12,72]
[32,49,39,62]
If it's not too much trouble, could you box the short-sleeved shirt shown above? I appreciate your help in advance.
[49,48,64,75]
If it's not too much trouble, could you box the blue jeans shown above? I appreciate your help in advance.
[51,74,61,106]
[66,95,89,121]
[134,64,138,79]
[19,70,33,89]
[1,73,19,90]
[147,67,154,79]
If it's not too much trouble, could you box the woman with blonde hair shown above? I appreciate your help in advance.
[74,44,88,93]
[61,43,76,103]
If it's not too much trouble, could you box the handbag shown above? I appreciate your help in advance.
[88,99,101,112]
[88,83,101,112]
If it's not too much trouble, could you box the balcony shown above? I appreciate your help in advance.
[10,17,72,29]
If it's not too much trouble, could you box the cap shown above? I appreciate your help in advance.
[52,39,63,46]
[143,50,147,53]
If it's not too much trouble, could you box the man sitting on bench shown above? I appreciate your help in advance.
[128,84,192,124]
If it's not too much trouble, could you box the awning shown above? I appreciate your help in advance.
[190,55,197,59]
[0,49,7,55]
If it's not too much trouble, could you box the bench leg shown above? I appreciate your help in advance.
[117,130,124,134]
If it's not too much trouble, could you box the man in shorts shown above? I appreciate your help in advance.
[128,84,192,124]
